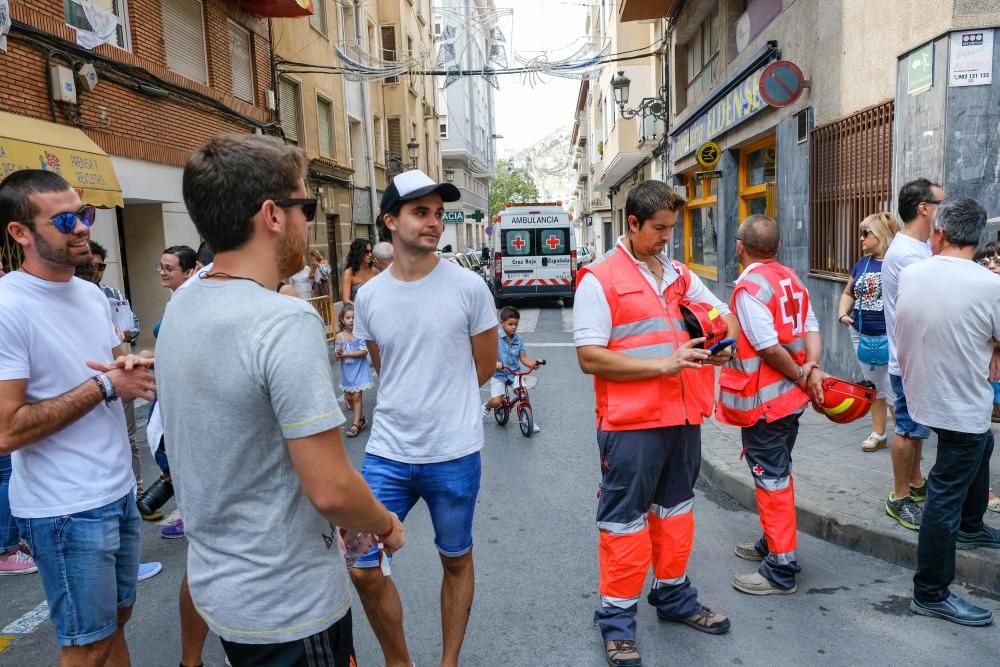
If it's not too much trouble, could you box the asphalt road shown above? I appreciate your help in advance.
[3,301,1000,666]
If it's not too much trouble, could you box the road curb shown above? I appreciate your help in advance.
[699,422,1000,595]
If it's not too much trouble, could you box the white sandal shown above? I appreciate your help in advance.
[861,432,887,452]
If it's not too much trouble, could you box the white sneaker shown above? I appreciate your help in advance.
[137,561,162,582]
[533,422,541,433]
[481,402,490,420]
[861,431,887,452]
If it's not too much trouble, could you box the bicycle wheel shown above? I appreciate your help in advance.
[518,404,534,437]
[494,401,510,425]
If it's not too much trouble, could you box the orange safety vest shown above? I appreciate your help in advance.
[578,248,715,431]
[716,261,810,427]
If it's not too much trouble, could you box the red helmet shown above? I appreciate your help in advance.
[818,377,876,424]
[680,300,728,349]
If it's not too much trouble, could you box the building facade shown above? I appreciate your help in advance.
[435,0,496,251]
[616,0,1000,378]
[0,0,281,348]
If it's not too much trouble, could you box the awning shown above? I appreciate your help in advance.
[0,111,124,208]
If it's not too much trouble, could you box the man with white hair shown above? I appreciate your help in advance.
[372,241,393,270]
[897,195,1000,627]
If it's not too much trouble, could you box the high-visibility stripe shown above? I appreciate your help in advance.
[649,498,693,519]
[752,474,791,492]
[600,594,641,609]
[671,318,687,332]
[720,376,797,411]
[741,272,774,303]
[616,342,674,359]
[730,355,762,373]
[651,574,687,587]
[767,550,798,564]
[783,338,806,354]
[610,317,670,340]
[597,515,648,535]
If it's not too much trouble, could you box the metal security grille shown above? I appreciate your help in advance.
[809,99,894,277]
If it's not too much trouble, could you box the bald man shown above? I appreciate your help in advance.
[716,215,825,596]
[373,242,393,271]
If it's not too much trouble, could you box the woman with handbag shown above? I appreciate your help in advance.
[837,212,899,451]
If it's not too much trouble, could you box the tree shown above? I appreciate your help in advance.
[489,160,540,222]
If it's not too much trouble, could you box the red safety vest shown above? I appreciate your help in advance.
[716,261,810,427]
[578,248,715,431]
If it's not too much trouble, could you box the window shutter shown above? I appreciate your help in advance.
[279,78,300,143]
[387,118,402,157]
[381,25,398,83]
[317,98,332,158]
[228,22,253,103]
[162,0,208,84]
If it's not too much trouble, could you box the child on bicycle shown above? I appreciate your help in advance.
[481,305,544,432]
[335,303,374,437]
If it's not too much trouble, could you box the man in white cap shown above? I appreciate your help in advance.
[350,170,498,667]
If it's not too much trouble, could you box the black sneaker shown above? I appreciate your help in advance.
[910,479,928,503]
[886,493,922,530]
[956,525,1000,550]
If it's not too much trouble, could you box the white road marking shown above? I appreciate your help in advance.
[511,307,540,333]
[2,601,49,635]
[561,308,574,332]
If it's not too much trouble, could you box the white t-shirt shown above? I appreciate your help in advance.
[896,256,1000,433]
[573,238,730,347]
[882,232,931,376]
[734,263,819,351]
[288,266,312,300]
[354,259,497,463]
[0,272,133,518]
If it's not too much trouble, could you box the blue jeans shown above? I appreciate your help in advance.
[354,452,481,567]
[913,429,993,603]
[0,455,18,551]
[889,374,931,440]
[16,492,141,646]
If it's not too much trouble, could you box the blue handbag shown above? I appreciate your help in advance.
[856,256,889,368]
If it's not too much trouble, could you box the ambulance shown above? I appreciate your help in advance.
[489,201,577,306]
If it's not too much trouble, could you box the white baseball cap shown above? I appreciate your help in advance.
[380,169,461,212]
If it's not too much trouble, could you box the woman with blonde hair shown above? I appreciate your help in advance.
[837,211,900,451]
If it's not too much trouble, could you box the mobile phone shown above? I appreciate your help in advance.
[708,337,737,355]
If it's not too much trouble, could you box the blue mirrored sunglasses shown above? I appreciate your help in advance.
[26,205,97,234]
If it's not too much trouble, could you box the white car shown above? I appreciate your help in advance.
[577,245,595,266]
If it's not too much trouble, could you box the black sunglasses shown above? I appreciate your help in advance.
[23,205,97,234]
[272,198,317,222]
[95,262,107,271]
[859,229,872,239]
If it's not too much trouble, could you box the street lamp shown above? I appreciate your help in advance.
[611,70,668,121]
[444,168,455,183]
[407,137,420,168]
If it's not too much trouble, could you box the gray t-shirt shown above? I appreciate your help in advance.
[882,232,931,376]
[156,278,348,644]
[897,256,1000,433]
[354,258,497,463]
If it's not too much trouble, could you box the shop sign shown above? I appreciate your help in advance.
[672,65,770,161]
[696,141,722,168]
[694,171,722,182]
[443,210,465,223]
[949,30,993,87]
[907,42,934,95]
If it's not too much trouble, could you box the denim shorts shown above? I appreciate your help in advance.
[354,452,481,567]
[889,374,931,440]
[16,492,141,647]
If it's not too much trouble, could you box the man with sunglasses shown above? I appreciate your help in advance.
[157,134,402,666]
[882,178,947,532]
[0,169,156,665]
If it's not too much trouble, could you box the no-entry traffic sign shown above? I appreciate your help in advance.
[759,60,806,108]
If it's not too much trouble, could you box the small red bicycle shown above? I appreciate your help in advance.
[494,360,545,437]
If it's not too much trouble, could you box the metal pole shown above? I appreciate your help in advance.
[356,0,379,229]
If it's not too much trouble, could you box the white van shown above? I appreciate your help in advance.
[489,202,577,306]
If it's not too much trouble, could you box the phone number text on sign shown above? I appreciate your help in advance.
[949,31,994,88]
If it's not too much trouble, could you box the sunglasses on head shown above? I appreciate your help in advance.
[272,198,317,222]
[24,205,97,234]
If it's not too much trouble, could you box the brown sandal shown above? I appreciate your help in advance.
[345,417,366,438]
